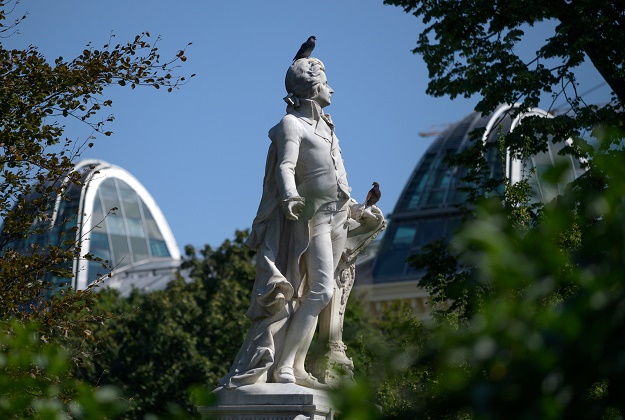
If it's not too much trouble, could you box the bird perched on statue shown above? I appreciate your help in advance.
[365,182,381,208]
[293,36,316,61]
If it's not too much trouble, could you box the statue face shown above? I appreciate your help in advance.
[314,71,334,108]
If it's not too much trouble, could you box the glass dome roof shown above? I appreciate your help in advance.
[371,105,584,283]
[2,159,181,291]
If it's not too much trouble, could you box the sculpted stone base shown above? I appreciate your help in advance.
[198,383,335,420]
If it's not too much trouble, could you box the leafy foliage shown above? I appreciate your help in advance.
[384,0,623,111]
[336,137,625,418]
[0,1,192,414]
[412,133,625,417]
[0,5,191,307]
[74,230,255,418]
[385,0,623,204]
[330,1,625,418]
[0,0,192,341]
[333,299,438,418]
[0,320,126,418]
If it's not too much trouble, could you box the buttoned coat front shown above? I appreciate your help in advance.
[273,101,351,222]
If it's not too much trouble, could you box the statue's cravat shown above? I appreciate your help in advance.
[321,113,334,131]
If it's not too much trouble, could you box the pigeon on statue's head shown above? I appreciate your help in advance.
[293,36,316,61]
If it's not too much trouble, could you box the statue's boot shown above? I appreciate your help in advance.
[295,371,329,389]
[273,366,295,383]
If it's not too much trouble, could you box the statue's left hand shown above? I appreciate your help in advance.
[345,202,386,251]
[362,205,383,222]
[350,201,383,224]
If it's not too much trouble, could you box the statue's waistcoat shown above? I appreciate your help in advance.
[272,101,351,221]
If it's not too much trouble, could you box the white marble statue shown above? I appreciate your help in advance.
[218,57,384,391]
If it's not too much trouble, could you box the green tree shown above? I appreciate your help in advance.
[337,145,625,418]
[0,320,127,418]
[385,0,623,132]
[74,230,255,418]
[0,0,191,414]
[0,0,191,341]
[411,137,625,417]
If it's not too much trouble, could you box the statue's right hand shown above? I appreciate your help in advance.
[282,197,305,221]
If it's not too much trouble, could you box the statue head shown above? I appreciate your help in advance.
[285,58,332,107]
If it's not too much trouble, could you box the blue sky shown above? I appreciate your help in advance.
[6,1,610,249]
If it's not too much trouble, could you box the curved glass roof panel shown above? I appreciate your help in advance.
[394,112,493,213]
[372,106,582,283]
[86,177,171,282]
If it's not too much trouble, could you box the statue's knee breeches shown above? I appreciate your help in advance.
[304,208,348,313]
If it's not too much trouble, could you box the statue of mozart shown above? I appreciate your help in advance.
[219,56,384,390]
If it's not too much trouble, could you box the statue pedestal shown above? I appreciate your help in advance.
[198,383,335,420]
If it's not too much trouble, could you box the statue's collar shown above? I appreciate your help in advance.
[287,98,327,125]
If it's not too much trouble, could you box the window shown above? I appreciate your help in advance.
[373,224,417,279]
[86,177,172,279]
[373,216,462,282]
